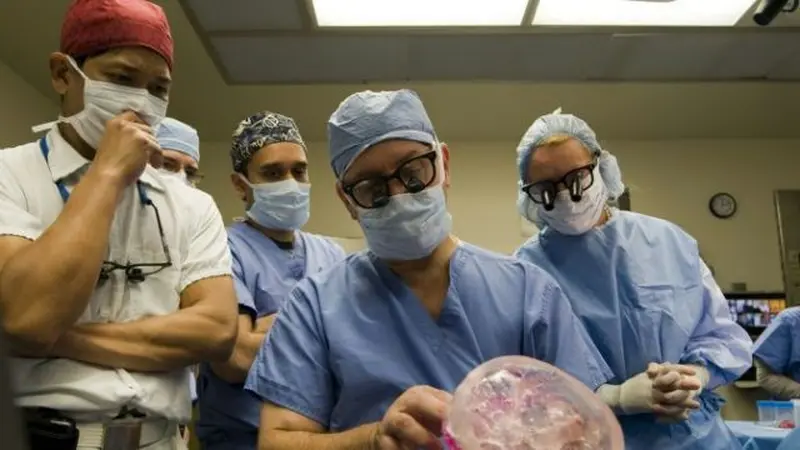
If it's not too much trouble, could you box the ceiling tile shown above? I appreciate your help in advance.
[212,36,410,83]
[708,33,800,80]
[408,34,614,81]
[184,0,304,31]
[768,43,800,80]
[603,33,735,81]
[210,30,800,84]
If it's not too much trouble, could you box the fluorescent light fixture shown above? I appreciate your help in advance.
[532,0,758,27]
[312,0,529,27]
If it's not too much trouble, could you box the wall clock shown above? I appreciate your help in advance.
[709,192,737,219]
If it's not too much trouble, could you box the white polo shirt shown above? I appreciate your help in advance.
[0,128,232,423]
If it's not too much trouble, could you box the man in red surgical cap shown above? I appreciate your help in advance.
[0,1,238,449]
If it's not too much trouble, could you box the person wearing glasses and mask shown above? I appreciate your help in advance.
[0,1,238,449]
[513,112,752,450]
[196,111,346,450]
[156,117,203,187]
[243,90,615,450]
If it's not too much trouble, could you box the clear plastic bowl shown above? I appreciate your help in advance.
[443,356,624,450]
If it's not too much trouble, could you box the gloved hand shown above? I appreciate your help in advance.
[647,363,708,421]
[596,371,658,415]
[596,363,708,417]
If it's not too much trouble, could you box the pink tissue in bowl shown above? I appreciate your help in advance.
[443,356,624,450]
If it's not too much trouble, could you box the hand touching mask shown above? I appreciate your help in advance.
[33,57,168,149]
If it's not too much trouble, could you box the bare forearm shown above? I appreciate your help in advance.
[0,169,123,350]
[52,325,184,372]
[756,359,800,400]
[53,308,236,372]
[211,330,265,383]
[262,424,377,450]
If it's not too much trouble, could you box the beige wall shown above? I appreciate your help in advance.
[199,138,799,292]
[0,60,55,147]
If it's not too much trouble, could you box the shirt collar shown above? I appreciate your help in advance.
[45,127,89,182]
[45,127,165,193]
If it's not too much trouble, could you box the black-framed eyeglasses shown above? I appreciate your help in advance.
[98,200,172,284]
[521,161,597,211]
[342,151,438,209]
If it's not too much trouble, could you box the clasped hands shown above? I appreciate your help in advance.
[645,362,705,422]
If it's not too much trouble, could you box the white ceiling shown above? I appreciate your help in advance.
[182,0,800,83]
[1,0,800,142]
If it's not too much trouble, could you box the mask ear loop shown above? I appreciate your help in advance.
[431,140,447,189]
[32,57,88,134]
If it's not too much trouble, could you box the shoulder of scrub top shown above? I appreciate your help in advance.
[285,250,371,308]
[514,210,703,272]
[753,306,800,373]
[619,210,699,244]
[296,231,348,260]
[291,243,549,306]
[557,211,700,254]
[166,178,220,219]
[769,306,800,329]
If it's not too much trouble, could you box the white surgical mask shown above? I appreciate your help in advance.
[32,57,168,148]
[537,169,608,236]
[158,168,190,186]
[244,177,311,231]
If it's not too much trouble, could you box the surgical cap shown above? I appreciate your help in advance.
[327,89,436,179]
[61,0,174,69]
[515,113,625,200]
[156,117,200,163]
[230,111,306,173]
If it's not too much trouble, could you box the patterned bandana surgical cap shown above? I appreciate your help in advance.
[230,111,306,173]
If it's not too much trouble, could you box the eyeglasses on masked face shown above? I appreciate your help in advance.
[521,160,598,211]
[342,151,438,209]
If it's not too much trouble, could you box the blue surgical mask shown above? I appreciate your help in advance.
[357,185,452,260]
[244,177,311,230]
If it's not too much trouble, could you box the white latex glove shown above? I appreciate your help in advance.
[596,372,657,415]
[649,363,708,421]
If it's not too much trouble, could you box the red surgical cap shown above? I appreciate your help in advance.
[60,0,174,70]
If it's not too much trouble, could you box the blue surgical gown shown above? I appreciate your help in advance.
[753,307,800,382]
[196,222,346,449]
[515,211,753,450]
[244,242,613,432]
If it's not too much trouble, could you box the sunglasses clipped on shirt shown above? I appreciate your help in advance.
[98,195,173,284]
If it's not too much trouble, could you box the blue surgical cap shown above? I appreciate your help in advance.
[515,113,625,200]
[327,89,436,179]
[156,117,200,163]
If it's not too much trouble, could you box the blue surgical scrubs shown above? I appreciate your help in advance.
[515,210,753,450]
[196,221,346,449]
[244,242,613,433]
[754,307,800,382]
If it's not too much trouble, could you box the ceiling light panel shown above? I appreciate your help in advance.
[312,0,529,27]
[532,0,758,27]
